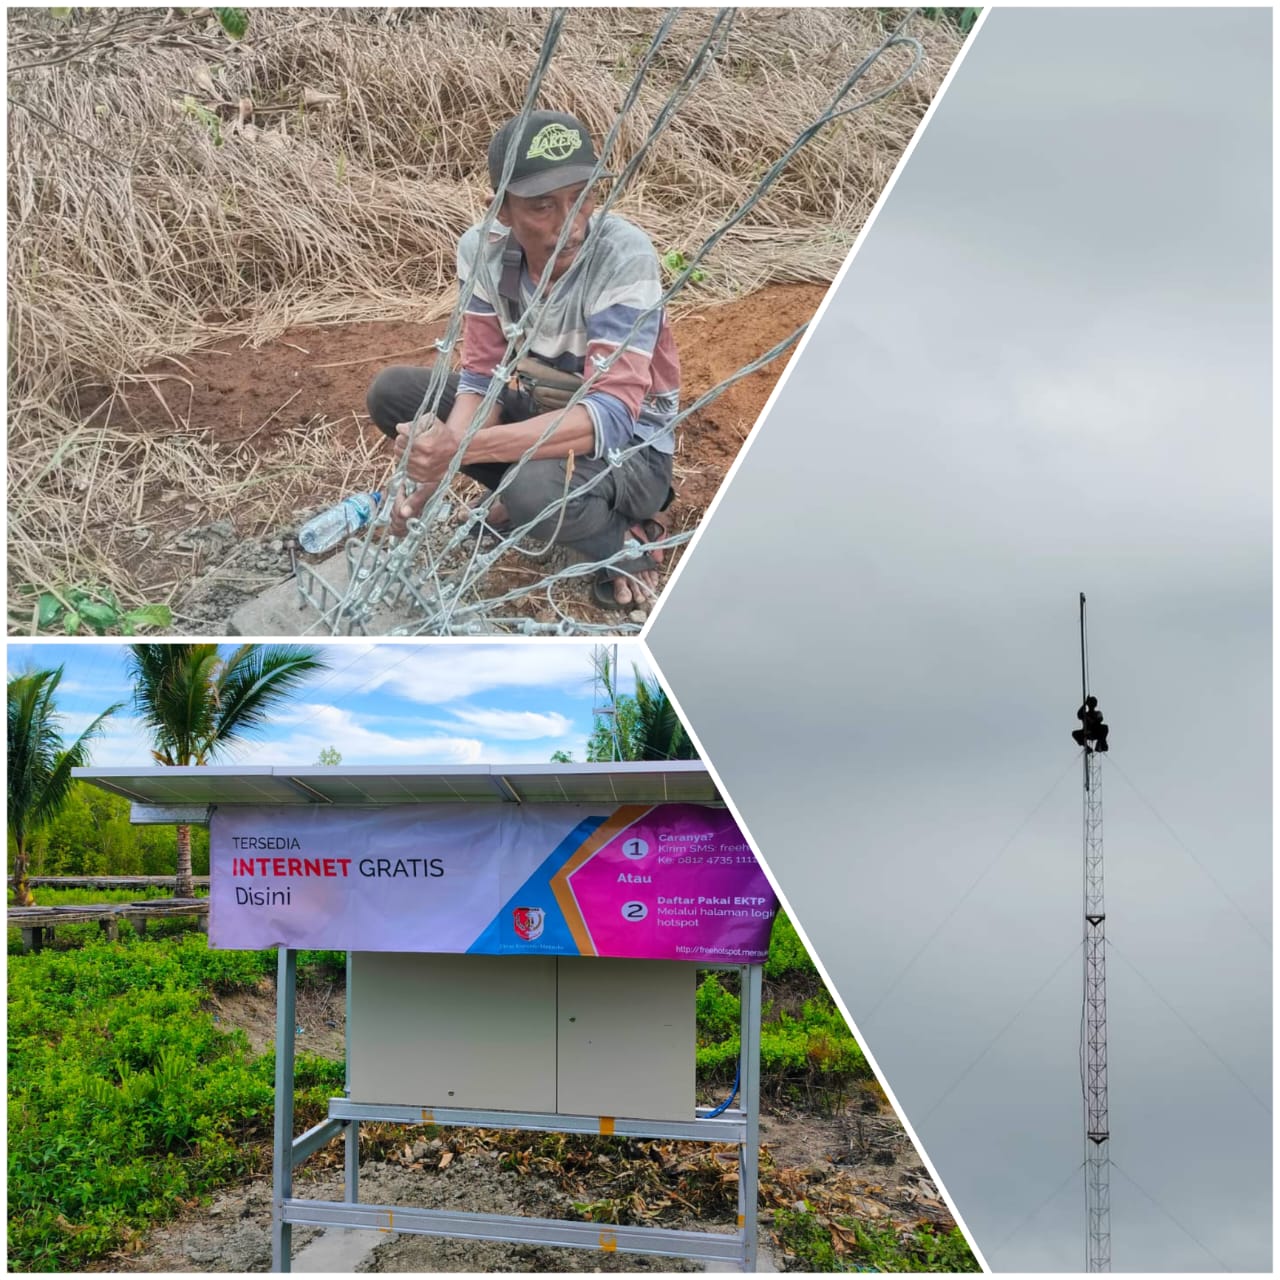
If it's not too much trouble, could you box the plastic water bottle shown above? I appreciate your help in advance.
[297,491,382,554]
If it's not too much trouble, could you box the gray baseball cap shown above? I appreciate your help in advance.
[487,110,608,197]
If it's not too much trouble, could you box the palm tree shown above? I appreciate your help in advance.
[8,666,121,906]
[630,671,697,761]
[126,644,326,897]
[586,650,697,762]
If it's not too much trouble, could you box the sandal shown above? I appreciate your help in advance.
[591,513,670,609]
[593,556,660,609]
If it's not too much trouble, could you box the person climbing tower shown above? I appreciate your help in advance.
[1071,695,1110,753]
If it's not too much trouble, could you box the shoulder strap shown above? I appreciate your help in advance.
[497,243,524,330]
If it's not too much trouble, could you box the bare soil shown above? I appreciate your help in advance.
[78,282,826,633]
[100,978,956,1273]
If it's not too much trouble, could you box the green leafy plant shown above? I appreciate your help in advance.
[923,8,982,34]
[212,8,249,40]
[763,910,813,980]
[661,249,706,284]
[18,583,171,636]
[8,934,341,1271]
[774,1203,839,1270]
[180,95,223,146]
[697,912,869,1111]
[774,1204,979,1272]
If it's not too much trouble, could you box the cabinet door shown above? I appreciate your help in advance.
[348,952,557,1111]
[556,957,695,1120]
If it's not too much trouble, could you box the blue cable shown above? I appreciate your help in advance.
[705,1059,741,1118]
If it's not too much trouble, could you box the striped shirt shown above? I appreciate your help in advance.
[456,214,681,458]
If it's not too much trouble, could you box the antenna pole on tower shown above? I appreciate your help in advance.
[1080,593,1111,1272]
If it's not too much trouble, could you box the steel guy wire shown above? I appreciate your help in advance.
[309,7,688,631]
[383,8,734,572]
[985,1160,1086,1258]
[862,752,1084,1025]
[306,7,928,635]
[330,9,570,603]
[1108,1160,1233,1272]
[322,13,915,631]
[1104,938,1270,1117]
[1104,755,1269,951]
[919,937,1082,1126]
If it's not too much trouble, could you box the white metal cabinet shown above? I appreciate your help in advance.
[556,957,695,1119]
[348,952,558,1110]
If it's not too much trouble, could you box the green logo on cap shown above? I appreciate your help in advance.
[526,123,582,164]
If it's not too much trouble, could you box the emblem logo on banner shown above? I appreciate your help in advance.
[513,906,546,941]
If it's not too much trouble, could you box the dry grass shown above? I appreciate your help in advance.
[7,6,963,625]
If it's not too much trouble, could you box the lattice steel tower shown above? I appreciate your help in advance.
[1079,593,1111,1271]
[592,644,622,762]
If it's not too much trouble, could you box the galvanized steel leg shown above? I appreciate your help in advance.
[272,947,297,1272]
[344,951,359,1203]
[740,963,763,1272]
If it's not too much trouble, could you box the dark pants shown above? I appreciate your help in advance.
[1072,727,1110,753]
[366,364,674,567]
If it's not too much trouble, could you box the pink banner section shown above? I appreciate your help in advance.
[554,805,778,963]
[208,803,777,962]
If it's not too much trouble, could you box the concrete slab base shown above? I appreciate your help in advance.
[227,555,422,637]
[292,1226,381,1272]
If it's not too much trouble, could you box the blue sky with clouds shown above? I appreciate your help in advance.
[7,642,649,768]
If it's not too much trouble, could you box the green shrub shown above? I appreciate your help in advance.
[697,911,866,1095]
[7,934,338,1271]
[775,1204,979,1272]
[696,973,868,1092]
[764,910,813,980]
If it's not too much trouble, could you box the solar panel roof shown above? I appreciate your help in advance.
[73,762,722,807]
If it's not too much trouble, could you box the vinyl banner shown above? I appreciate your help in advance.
[208,804,777,962]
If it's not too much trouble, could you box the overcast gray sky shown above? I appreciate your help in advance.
[649,8,1270,1272]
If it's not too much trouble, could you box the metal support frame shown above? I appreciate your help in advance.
[271,947,296,1273]
[270,950,764,1271]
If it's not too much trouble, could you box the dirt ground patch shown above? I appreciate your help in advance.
[101,978,956,1273]
[102,1108,945,1274]
[77,281,825,633]
[202,974,347,1061]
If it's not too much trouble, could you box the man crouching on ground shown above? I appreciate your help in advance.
[366,110,680,609]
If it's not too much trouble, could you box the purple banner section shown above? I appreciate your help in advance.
[208,804,777,961]
[557,805,777,963]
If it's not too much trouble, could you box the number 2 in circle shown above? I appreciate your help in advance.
[621,900,648,922]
